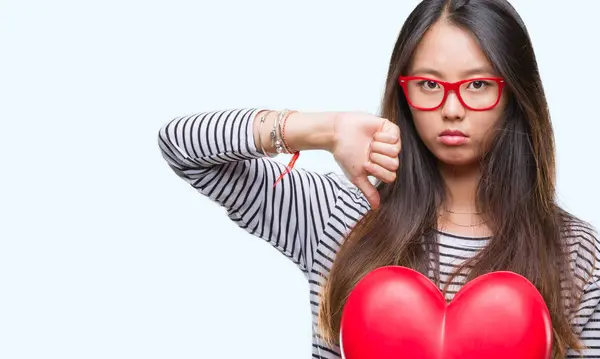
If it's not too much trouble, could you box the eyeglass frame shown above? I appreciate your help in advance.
[398,76,506,111]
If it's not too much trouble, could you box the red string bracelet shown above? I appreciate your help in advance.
[273,151,300,187]
[273,110,299,187]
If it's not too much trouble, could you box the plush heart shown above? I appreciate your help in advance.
[340,266,552,359]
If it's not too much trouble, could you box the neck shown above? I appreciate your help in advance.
[438,162,481,212]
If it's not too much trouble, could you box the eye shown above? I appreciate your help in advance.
[467,80,489,90]
[418,80,441,91]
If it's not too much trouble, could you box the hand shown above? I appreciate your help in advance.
[330,112,401,210]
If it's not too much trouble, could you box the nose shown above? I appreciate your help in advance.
[441,90,465,120]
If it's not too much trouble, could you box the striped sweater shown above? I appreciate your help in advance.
[158,108,600,358]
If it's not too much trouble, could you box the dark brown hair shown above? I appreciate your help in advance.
[318,1,585,357]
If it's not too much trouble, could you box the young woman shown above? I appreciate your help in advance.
[158,0,599,358]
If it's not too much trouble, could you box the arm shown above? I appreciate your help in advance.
[157,108,353,273]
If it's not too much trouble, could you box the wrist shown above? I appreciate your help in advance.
[285,111,337,152]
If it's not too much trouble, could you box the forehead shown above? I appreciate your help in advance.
[409,20,495,79]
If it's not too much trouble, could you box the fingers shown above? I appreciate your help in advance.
[373,128,401,153]
[373,131,398,144]
[370,140,401,158]
[380,119,401,139]
[369,138,400,181]
[369,152,399,172]
[353,175,380,210]
[365,161,396,184]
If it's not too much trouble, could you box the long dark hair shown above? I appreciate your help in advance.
[318,1,584,357]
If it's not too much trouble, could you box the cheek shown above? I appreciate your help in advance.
[411,112,438,141]
[474,108,505,148]
[474,112,502,135]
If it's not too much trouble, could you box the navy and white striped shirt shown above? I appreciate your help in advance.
[158,108,600,358]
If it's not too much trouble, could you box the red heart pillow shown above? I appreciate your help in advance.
[340,266,552,359]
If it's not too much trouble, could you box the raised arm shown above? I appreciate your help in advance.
[158,109,348,273]
[157,108,400,273]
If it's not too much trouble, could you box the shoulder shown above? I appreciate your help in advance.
[562,214,598,257]
[561,213,599,288]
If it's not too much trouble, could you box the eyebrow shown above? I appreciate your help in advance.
[410,66,497,78]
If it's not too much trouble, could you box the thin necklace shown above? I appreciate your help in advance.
[444,216,486,228]
[438,211,487,228]
[446,208,483,215]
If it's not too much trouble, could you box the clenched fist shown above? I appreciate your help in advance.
[330,112,401,209]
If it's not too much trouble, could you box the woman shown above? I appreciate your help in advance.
[157,0,599,358]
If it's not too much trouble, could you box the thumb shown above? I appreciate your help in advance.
[353,175,380,210]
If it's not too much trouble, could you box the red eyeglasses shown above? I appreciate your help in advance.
[398,76,506,111]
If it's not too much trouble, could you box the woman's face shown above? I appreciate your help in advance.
[406,20,507,167]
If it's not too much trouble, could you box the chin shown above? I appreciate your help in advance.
[432,149,480,168]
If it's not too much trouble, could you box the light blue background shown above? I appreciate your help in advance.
[1,1,599,358]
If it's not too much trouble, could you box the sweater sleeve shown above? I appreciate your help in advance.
[157,108,361,274]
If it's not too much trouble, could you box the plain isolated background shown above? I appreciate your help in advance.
[1,0,599,358]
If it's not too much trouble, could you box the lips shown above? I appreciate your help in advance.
[439,129,468,146]
[440,129,467,137]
